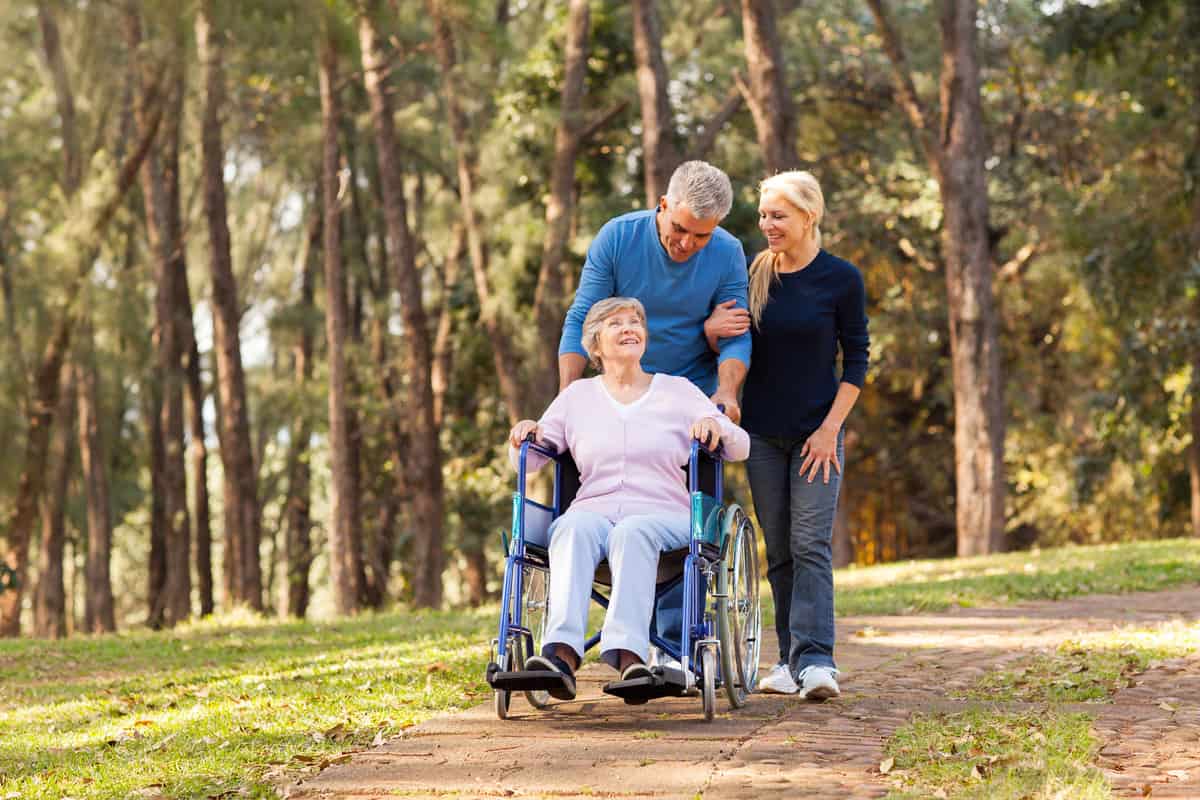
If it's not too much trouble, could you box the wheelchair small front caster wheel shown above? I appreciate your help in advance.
[700,646,717,722]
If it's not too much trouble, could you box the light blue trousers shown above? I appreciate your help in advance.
[543,510,691,668]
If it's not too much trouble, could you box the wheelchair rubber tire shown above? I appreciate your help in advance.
[700,646,717,722]
[494,649,513,720]
[717,505,759,708]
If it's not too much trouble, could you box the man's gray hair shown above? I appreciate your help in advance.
[665,160,734,221]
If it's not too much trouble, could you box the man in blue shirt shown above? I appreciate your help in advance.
[558,161,751,421]
[556,161,751,682]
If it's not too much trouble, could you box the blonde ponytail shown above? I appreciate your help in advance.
[748,249,780,327]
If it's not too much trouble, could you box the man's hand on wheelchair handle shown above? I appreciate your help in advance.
[709,388,741,425]
[508,420,541,449]
[690,416,723,450]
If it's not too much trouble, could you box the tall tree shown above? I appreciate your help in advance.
[319,19,365,615]
[284,208,321,618]
[427,0,524,423]
[196,0,263,609]
[357,0,446,607]
[631,0,679,206]
[738,0,799,174]
[532,0,590,397]
[867,0,1006,555]
[1187,1,1200,539]
[125,6,191,626]
[34,377,75,639]
[76,347,116,633]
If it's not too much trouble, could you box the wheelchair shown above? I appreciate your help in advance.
[485,435,762,721]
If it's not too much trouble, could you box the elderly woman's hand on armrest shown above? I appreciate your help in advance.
[508,420,541,449]
[690,416,724,450]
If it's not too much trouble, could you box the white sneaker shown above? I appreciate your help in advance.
[757,662,799,694]
[797,665,840,701]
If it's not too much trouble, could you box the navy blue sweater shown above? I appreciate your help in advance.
[741,250,870,439]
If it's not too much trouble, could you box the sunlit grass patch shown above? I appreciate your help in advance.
[964,620,1200,703]
[884,709,1109,799]
[835,538,1200,616]
[0,607,497,799]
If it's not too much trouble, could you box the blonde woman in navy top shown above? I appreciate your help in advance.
[741,171,869,699]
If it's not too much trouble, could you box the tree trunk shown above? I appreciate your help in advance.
[319,22,365,615]
[186,333,213,615]
[125,7,191,627]
[866,0,1005,556]
[1187,1,1200,539]
[738,0,798,174]
[34,376,75,639]
[938,0,1005,556]
[283,206,321,617]
[197,0,262,609]
[358,1,446,608]
[533,0,591,403]
[461,544,488,607]
[831,431,856,568]
[431,224,465,429]
[631,0,679,206]
[76,350,116,633]
[427,0,525,424]
[161,57,193,625]
[144,375,167,628]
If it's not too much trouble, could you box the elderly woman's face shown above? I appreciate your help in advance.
[596,308,646,363]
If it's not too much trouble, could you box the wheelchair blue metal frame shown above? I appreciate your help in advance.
[498,438,724,684]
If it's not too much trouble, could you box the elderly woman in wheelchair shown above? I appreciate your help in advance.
[489,297,756,715]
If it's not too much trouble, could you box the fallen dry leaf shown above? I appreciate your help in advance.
[879,757,895,774]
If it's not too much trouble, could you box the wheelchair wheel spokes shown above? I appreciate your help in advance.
[522,565,552,710]
[731,509,762,694]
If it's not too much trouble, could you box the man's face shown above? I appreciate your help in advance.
[656,197,719,263]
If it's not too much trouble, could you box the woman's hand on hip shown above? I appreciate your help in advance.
[690,416,722,450]
[799,426,841,484]
[508,420,541,449]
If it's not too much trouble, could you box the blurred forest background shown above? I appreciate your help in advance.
[0,0,1196,637]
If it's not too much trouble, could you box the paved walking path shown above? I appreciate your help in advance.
[288,586,1200,800]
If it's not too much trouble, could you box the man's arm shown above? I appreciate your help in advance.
[710,357,747,424]
[707,242,752,422]
[557,223,618,390]
[558,352,587,390]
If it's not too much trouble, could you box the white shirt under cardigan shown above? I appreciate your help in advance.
[510,374,751,521]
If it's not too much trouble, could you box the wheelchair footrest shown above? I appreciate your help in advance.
[602,666,689,705]
[487,668,568,692]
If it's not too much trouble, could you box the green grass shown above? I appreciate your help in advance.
[965,620,1200,703]
[884,709,1109,799]
[834,539,1200,616]
[0,608,496,799]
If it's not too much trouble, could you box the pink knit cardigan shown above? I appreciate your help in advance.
[510,374,750,522]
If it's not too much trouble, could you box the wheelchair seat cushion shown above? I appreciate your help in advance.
[593,547,688,587]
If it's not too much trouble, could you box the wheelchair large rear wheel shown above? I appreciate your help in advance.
[717,504,761,708]
[521,565,552,710]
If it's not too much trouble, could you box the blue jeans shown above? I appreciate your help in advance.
[745,431,843,675]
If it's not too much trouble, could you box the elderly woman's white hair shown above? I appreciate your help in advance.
[581,297,647,370]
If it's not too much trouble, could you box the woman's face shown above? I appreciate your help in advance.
[596,308,646,365]
[758,190,810,253]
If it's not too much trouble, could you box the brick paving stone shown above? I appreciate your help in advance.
[286,586,1200,800]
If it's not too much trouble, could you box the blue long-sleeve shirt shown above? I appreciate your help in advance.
[741,249,870,439]
[558,209,751,395]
